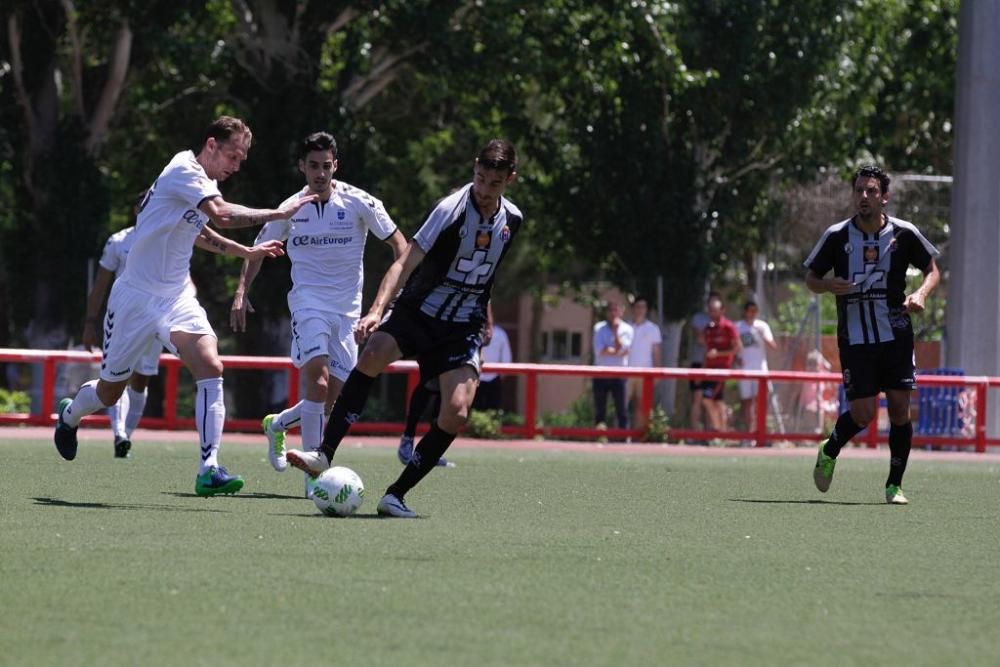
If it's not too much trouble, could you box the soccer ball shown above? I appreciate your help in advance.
[312,466,365,517]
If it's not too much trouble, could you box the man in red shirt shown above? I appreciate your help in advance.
[697,295,742,433]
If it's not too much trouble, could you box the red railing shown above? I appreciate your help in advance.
[1,347,996,451]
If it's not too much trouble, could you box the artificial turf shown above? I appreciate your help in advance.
[1,436,998,666]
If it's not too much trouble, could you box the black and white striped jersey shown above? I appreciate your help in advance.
[804,216,938,346]
[396,183,523,324]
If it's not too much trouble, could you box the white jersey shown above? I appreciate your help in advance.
[100,225,196,295]
[628,320,663,368]
[255,181,397,317]
[737,318,774,370]
[121,151,221,298]
[99,227,136,279]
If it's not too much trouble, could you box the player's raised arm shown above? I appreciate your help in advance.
[805,269,854,296]
[354,240,426,343]
[903,257,941,313]
[194,225,285,261]
[199,194,317,229]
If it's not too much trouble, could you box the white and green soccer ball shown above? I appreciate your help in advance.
[312,466,365,517]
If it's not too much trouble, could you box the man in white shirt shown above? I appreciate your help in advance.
[54,115,311,496]
[735,300,777,432]
[230,131,406,489]
[473,317,511,412]
[592,300,634,429]
[627,297,662,430]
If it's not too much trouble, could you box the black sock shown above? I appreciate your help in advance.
[320,369,376,459]
[886,421,913,487]
[386,422,456,499]
[403,385,433,439]
[823,410,867,458]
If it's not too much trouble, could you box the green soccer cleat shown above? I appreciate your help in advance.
[885,484,909,505]
[261,414,287,472]
[813,439,837,493]
[195,466,245,497]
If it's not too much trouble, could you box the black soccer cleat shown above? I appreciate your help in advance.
[114,437,132,459]
[53,398,79,461]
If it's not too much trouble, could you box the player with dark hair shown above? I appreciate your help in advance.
[284,139,521,517]
[230,131,406,495]
[54,115,311,495]
[805,163,940,504]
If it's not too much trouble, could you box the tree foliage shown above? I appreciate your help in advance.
[0,0,958,352]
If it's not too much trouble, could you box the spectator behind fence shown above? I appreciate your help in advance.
[736,300,777,434]
[473,319,512,411]
[592,300,633,429]
[627,297,662,430]
[687,291,719,432]
[699,295,742,434]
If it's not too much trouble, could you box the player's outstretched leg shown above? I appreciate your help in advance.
[812,411,866,493]
[193,378,243,496]
[54,380,110,461]
[379,423,457,518]
[885,422,912,505]
[287,369,376,476]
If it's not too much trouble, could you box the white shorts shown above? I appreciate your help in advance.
[100,281,215,382]
[290,309,358,381]
[739,380,759,400]
[135,340,164,376]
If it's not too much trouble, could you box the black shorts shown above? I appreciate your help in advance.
[839,337,915,401]
[689,362,704,391]
[378,304,483,385]
[701,380,724,401]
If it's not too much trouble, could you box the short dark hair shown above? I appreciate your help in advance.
[300,132,337,160]
[477,139,517,174]
[202,115,252,148]
[744,300,758,312]
[853,163,890,194]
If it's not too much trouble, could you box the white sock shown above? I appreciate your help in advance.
[274,401,302,432]
[124,386,147,437]
[195,378,225,473]
[108,391,129,440]
[63,380,109,428]
[300,400,325,451]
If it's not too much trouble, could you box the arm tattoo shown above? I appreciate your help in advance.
[225,206,275,228]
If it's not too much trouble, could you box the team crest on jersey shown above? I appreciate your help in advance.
[458,225,469,239]
[475,230,491,249]
[337,210,346,220]
[500,225,511,242]
[843,242,853,254]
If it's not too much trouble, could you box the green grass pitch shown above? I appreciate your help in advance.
[1,436,998,666]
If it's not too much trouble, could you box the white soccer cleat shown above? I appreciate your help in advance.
[261,414,287,472]
[885,485,909,505]
[376,493,417,518]
[285,449,330,478]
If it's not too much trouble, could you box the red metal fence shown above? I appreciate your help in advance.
[2,348,997,451]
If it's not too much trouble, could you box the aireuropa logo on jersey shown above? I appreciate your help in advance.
[291,235,353,247]
[182,209,206,230]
